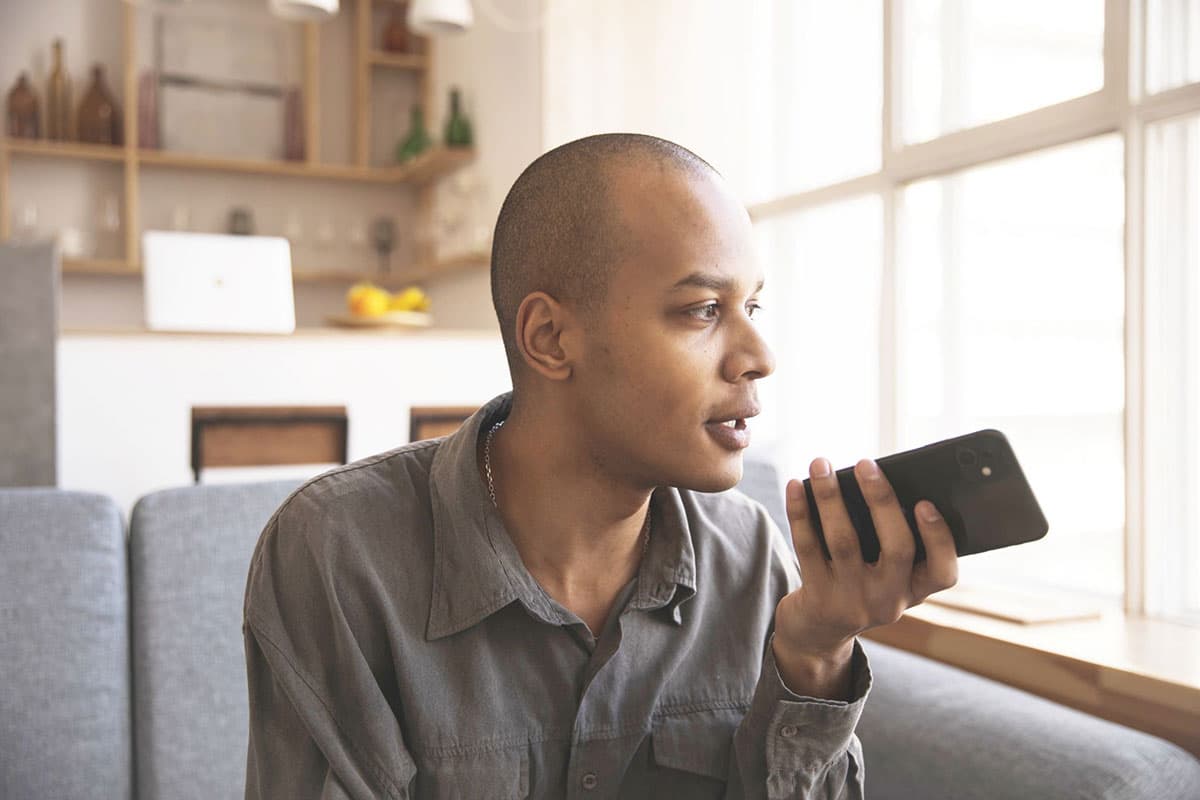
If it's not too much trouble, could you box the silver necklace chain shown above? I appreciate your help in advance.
[484,417,651,559]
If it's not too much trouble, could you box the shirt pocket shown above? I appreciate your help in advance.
[414,744,530,800]
[650,707,742,787]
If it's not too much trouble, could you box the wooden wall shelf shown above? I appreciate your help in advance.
[3,139,472,186]
[1,0,479,280]
[369,51,428,70]
[137,145,473,184]
[2,139,126,163]
[61,250,489,288]
[62,257,138,276]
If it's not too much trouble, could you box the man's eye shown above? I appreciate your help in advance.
[688,302,764,321]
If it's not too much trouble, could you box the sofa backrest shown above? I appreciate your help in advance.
[128,479,303,800]
[121,458,785,798]
[736,454,789,541]
[0,488,132,800]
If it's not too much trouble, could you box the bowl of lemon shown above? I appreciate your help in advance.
[327,282,433,328]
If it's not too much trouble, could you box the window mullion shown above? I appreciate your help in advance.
[1121,0,1146,617]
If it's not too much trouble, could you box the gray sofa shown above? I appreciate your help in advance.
[3,458,1199,799]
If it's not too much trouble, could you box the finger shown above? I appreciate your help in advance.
[806,457,863,569]
[909,500,959,599]
[853,458,916,571]
[785,478,832,585]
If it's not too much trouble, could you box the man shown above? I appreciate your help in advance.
[242,133,959,799]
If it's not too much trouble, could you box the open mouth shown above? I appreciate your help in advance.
[704,417,751,450]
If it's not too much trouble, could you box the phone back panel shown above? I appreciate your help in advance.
[801,429,1049,564]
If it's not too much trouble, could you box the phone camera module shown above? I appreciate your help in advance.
[956,448,977,467]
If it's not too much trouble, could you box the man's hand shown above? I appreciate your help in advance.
[772,456,960,699]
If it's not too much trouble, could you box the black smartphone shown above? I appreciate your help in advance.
[801,429,1049,564]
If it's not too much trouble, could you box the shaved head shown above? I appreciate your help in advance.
[489,133,720,389]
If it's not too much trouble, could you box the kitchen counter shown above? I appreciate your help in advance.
[61,325,500,339]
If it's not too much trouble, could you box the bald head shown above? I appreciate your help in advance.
[489,133,720,387]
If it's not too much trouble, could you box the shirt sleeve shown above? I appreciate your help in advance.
[242,494,418,800]
[720,501,873,799]
[725,633,871,799]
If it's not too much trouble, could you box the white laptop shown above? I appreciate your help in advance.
[142,230,296,334]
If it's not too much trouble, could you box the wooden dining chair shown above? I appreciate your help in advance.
[409,406,479,443]
[190,405,349,484]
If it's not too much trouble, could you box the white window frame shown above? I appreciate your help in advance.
[745,0,1200,617]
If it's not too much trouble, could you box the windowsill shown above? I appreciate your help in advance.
[861,584,1200,757]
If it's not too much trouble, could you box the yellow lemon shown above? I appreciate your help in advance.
[388,287,427,312]
[345,282,377,307]
[349,287,390,317]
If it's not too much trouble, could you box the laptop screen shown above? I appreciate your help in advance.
[142,231,296,334]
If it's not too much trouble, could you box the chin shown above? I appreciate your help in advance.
[673,451,744,494]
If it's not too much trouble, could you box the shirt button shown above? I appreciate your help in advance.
[581,772,599,790]
[781,724,798,738]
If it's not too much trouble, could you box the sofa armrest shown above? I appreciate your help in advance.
[857,639,1200,800]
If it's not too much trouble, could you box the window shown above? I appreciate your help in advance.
[1143,111,1200,624]
[754,196,884,483]
[543,0,1200,626]
[1145,0,1200,93]
[896,136,1125,599]
[899,0,1106,144]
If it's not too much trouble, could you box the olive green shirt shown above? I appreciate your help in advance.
[243,390,871,799]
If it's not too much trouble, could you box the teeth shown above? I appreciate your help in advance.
[722,419,738,428]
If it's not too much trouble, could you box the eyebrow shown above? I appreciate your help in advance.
[667,271,766,294]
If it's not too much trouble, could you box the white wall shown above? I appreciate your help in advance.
[1,0,544,333]
[58,329,511,518]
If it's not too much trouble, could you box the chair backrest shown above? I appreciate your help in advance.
[0,241,58,486]
[128,478,303,800]
[189,405,349,484]
[0,488,132,799]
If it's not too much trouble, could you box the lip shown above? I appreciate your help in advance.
[704,418,751,450]
[708,403,761,424]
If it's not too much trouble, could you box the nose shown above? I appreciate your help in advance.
[726,313,776,382]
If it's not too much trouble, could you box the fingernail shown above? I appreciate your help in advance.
[919,501,941,522]
[788,481,802,501]
[861,459,880,479]
[812,458,830,477]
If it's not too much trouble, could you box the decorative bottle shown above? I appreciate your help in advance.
[396,104,432,163]
[77,64,123,146]
[47,39,71,140]
[382,2,411,53]
[5,73,40,139]
[443,87,472,148]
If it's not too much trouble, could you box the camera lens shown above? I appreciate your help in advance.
[956,448,977,466]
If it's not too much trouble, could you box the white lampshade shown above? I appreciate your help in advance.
[268,0,339,22]
[407,0,474,36]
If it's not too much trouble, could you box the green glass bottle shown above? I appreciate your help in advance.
[396,104,432,163]
[443,87,472,148]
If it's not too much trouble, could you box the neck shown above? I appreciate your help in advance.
[478,405,653,593]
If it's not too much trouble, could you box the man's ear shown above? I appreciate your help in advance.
[514,291,577,382]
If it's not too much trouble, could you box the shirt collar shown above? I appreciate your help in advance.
[426,390,697,641]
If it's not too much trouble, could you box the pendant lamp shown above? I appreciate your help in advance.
[268,0,339,22]
[407,0,474,35]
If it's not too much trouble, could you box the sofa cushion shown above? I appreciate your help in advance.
[0,488,132,800]
[129,479,304,800]
[857,638,1200,799]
